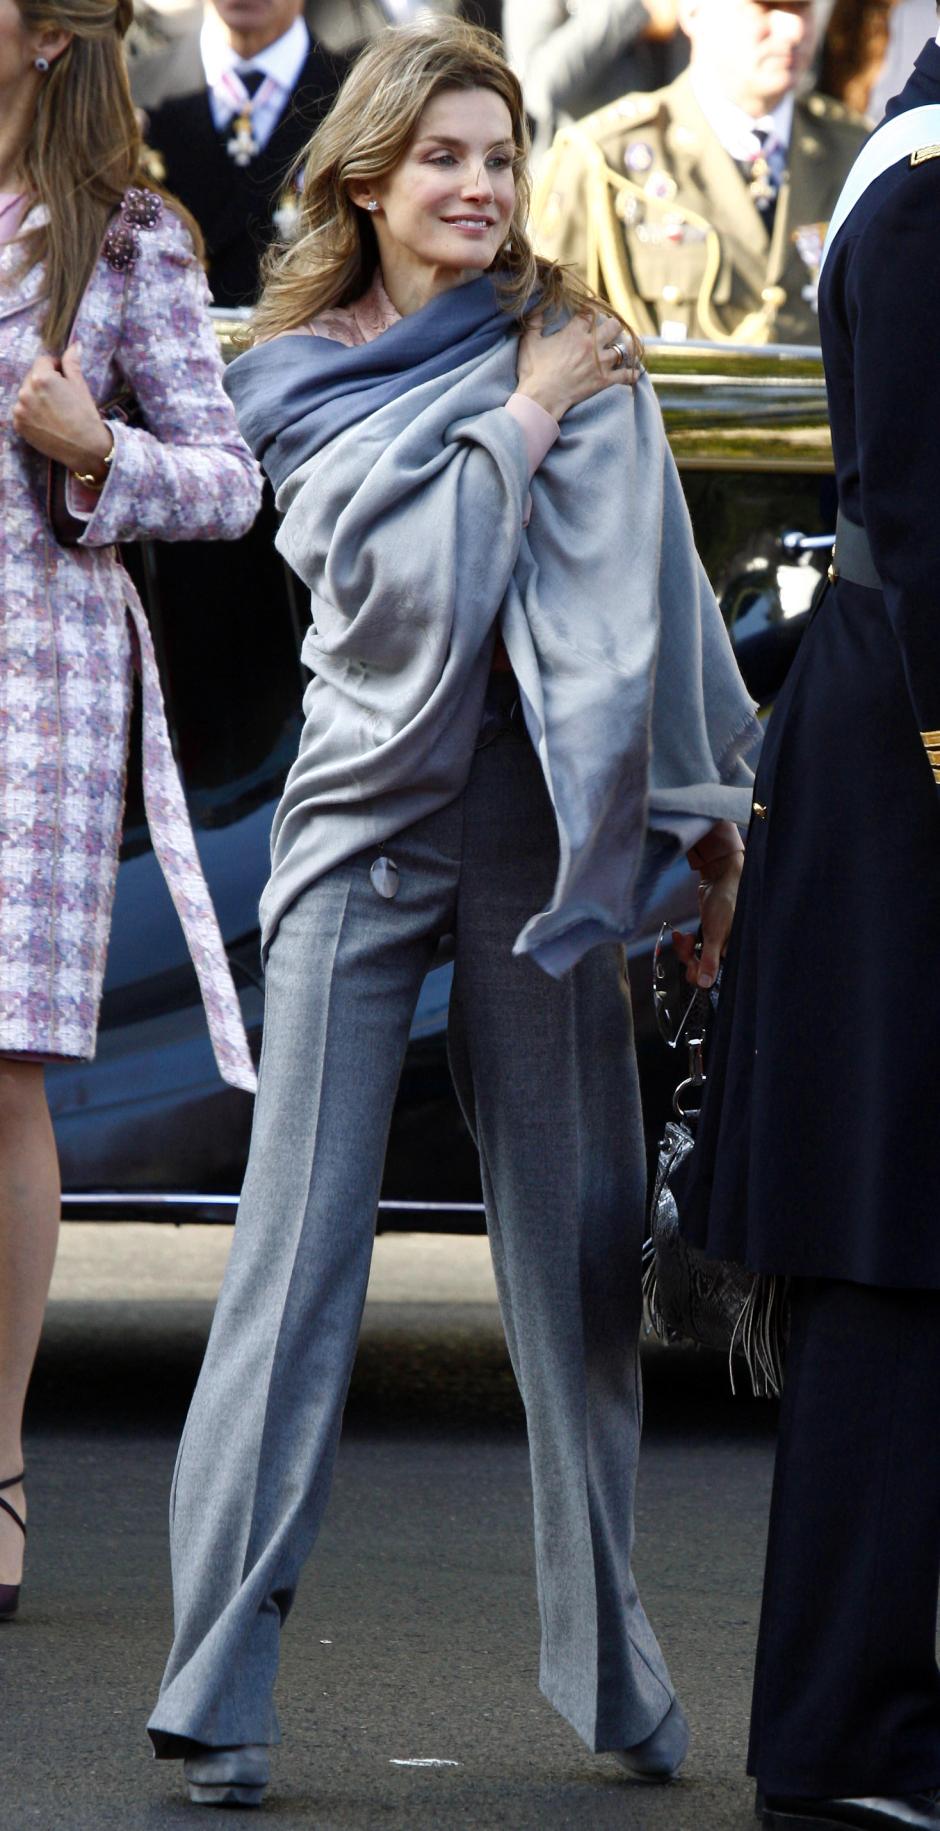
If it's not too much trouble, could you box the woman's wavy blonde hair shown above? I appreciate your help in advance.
[13,0,201,350]
[252,17,639,353]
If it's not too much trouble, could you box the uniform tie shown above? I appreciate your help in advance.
[739,127,785,237]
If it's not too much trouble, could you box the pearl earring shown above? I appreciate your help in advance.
[34,55,50,71]
[366,200,379,213]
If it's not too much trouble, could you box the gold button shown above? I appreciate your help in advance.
[828,562,838,583]
[761,285,787,309]
[752,802,767,821]
[661,284,681,304]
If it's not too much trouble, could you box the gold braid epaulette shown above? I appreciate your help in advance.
[920,732,940,783]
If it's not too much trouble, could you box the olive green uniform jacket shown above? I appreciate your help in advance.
[532,72,868,344]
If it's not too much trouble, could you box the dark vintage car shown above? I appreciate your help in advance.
[51,328,835,1226]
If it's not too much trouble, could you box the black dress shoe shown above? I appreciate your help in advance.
[762,1791,940,1830]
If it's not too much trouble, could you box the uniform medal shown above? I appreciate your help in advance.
[792,222,827,312]
[644,169,678,203]
[625,141,654,175]
[221,68,271,167]
[273,171,304,243]
[741,128,784,217]
[226,108,259,167]
[747,154,777,211]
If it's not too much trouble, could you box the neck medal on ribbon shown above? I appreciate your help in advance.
[227,104,259,166]
[224,69,266,167]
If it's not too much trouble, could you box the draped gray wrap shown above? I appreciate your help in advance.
[228,315,761,974]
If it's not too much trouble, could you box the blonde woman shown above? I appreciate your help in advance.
[148,20,759,1807]
[0,0,260,1618]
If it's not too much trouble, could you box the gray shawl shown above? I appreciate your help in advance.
[226,288,760,974]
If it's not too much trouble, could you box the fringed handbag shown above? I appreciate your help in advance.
[641,939,788,1398]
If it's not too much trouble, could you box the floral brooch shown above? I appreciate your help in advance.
[103,188,163,273]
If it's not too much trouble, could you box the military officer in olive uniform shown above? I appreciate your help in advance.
[532,0,869,344]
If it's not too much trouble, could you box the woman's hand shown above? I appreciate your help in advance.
[13,343,113,482]
[515,310,640,422]
[674,821,745,991]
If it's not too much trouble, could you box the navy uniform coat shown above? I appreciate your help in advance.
[678,37,940,1290]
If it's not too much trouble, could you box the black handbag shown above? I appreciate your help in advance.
[642,955,788,1398]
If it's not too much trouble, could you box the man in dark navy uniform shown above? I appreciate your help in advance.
[676,20,940,1831]
[754,26,940,1831]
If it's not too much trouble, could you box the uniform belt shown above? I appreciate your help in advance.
[832,509,882,591]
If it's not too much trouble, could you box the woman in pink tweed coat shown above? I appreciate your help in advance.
[0,0,261,1616]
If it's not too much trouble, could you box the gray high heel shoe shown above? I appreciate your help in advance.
[612,1698,690,1781]
[182,1743,270,1808]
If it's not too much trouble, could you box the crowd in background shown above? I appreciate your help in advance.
[126,0,940,131]
[119,0,940,345]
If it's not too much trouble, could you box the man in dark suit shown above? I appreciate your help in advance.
[135,0,350,306]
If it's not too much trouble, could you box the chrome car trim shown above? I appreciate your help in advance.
[61,1192,487,1218]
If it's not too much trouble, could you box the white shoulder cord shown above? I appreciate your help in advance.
[819,103,940,275]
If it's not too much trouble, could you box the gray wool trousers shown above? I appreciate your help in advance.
[148,701,676,1758]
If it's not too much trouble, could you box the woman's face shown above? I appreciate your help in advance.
[0,0,69,105]
[0,0,37,93]
[363,86,517,291]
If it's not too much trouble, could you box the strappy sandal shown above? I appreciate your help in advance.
[0,1471,26,1619]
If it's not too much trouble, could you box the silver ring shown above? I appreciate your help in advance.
[610,338,629,370]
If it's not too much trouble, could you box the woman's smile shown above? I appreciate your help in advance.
[440,212,498,234]
[352,86,516,315]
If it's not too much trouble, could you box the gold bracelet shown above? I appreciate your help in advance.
[72,434,115,490]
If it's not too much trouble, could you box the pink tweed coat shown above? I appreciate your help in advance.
[0,192,261,1088]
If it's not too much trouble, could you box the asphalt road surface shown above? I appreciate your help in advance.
[5,1226,778,1831]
